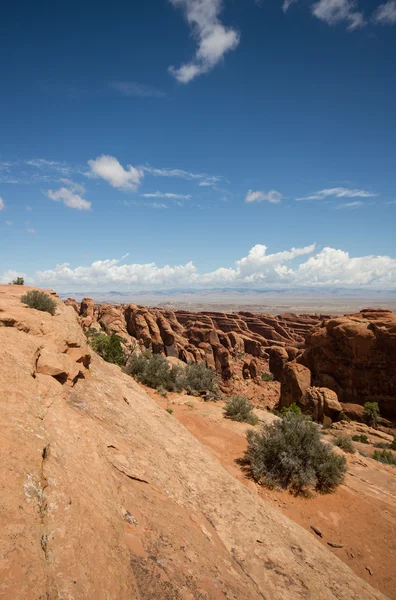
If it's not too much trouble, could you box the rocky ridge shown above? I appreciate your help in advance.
[0,284,387,599]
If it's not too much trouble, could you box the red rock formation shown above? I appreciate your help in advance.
[300,309,396,419]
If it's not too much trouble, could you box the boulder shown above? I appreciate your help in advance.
[269,346,289,381]
[300,387,342,423]
[279,362,311,410]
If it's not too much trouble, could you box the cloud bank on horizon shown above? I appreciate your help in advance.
[3,243,396,291]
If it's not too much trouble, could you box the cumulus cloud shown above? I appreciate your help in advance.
[13,242,396,291]
[297,187,376,201]
[373,0,396,24]
[88,155,144,191]
[245,189,283,204]
[108,81,166,98]
[0,197,5,210]
[142,191,192,199]
[0,270,28,284]
[311,0,365,29]
[169,0,240,83]
[46,179,92,211]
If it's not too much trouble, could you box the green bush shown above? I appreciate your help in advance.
[364,402,380,428]
[244,412,347,495]
[338,411,351,422]
[391,439,396,451]
[11,277,24,285]
[126,352,183,393]
[224,395,259,425]
[182,362,219,398]
[373,450,396,466]
[374,442,390,449]
[333,434,355,453]
[88,332,125,366]
[21,290,57,315]
[281,402,301,416]
[261,372,274,382]
[352,434,370,444]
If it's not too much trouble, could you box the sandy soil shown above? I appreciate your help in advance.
[150,391,396,600]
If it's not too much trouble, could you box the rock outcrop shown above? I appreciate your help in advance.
[0,284,386,600]
[70,299,322,382]
[300,309,396,419]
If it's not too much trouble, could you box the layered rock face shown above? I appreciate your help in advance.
[70,298,322,382]
[300,309,396,419]
[0,285,386,599]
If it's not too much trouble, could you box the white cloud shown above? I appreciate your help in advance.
[142,191,192,199]
[108,81,166,98]
[27,228,37,234]
[245,189,283,204]
[88,155,144,191]
[152,203,168,209]
[311,0,365,29]
[140,164,222,183]
[18,242,396,290]
[169,0,240,83]
[46,179,91,211]
[0,197,5,210]
[283,0,297,11]
[335,200,363,209]
[5,221,12,226]
[297,187,376,201]
[0,270,28,284]
[373,0,396,24]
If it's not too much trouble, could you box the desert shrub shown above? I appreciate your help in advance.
[364,402,380,428]
[89,332,125,366]
[182,362,219,398]
[281,402,301,416]
[352,434,370,444]
[166,408,174,415]
[261,372,274,382]
[244,412,347,495]
[373,450,396,466]
[375,441,390,449]
[21,290,57,315]
[391,439,396,451]
[11,277,24,285]
[224,395,259,425]
[333,434,355,453]
[126,352,183,392]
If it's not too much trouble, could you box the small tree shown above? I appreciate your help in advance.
[281,402,301,416]
[21,290,57,315]
[11,277,24,285]
[244,412,347,495]
[89,332,125,366]
[364,402,380,428]
[224,396,258,425]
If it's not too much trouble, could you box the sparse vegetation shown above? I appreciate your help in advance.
[182,362,219,399]
[261,372,274,382]
[88,332,125,366]
[244,412,347,495]
[364,402,380,428]
[391,439,396,451]
[374,442,390,449]
[126,352,183,393]
[281,402,301,416]
[333,434,355,454]
[224,395,259,425]
[11,277,24,285]
[166,408,174,415]
[21,289,57,315]
[352,434,370,444]
[373,450,396,466]
[338,411,351,422]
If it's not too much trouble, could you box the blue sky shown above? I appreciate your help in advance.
[1,0,395,290]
